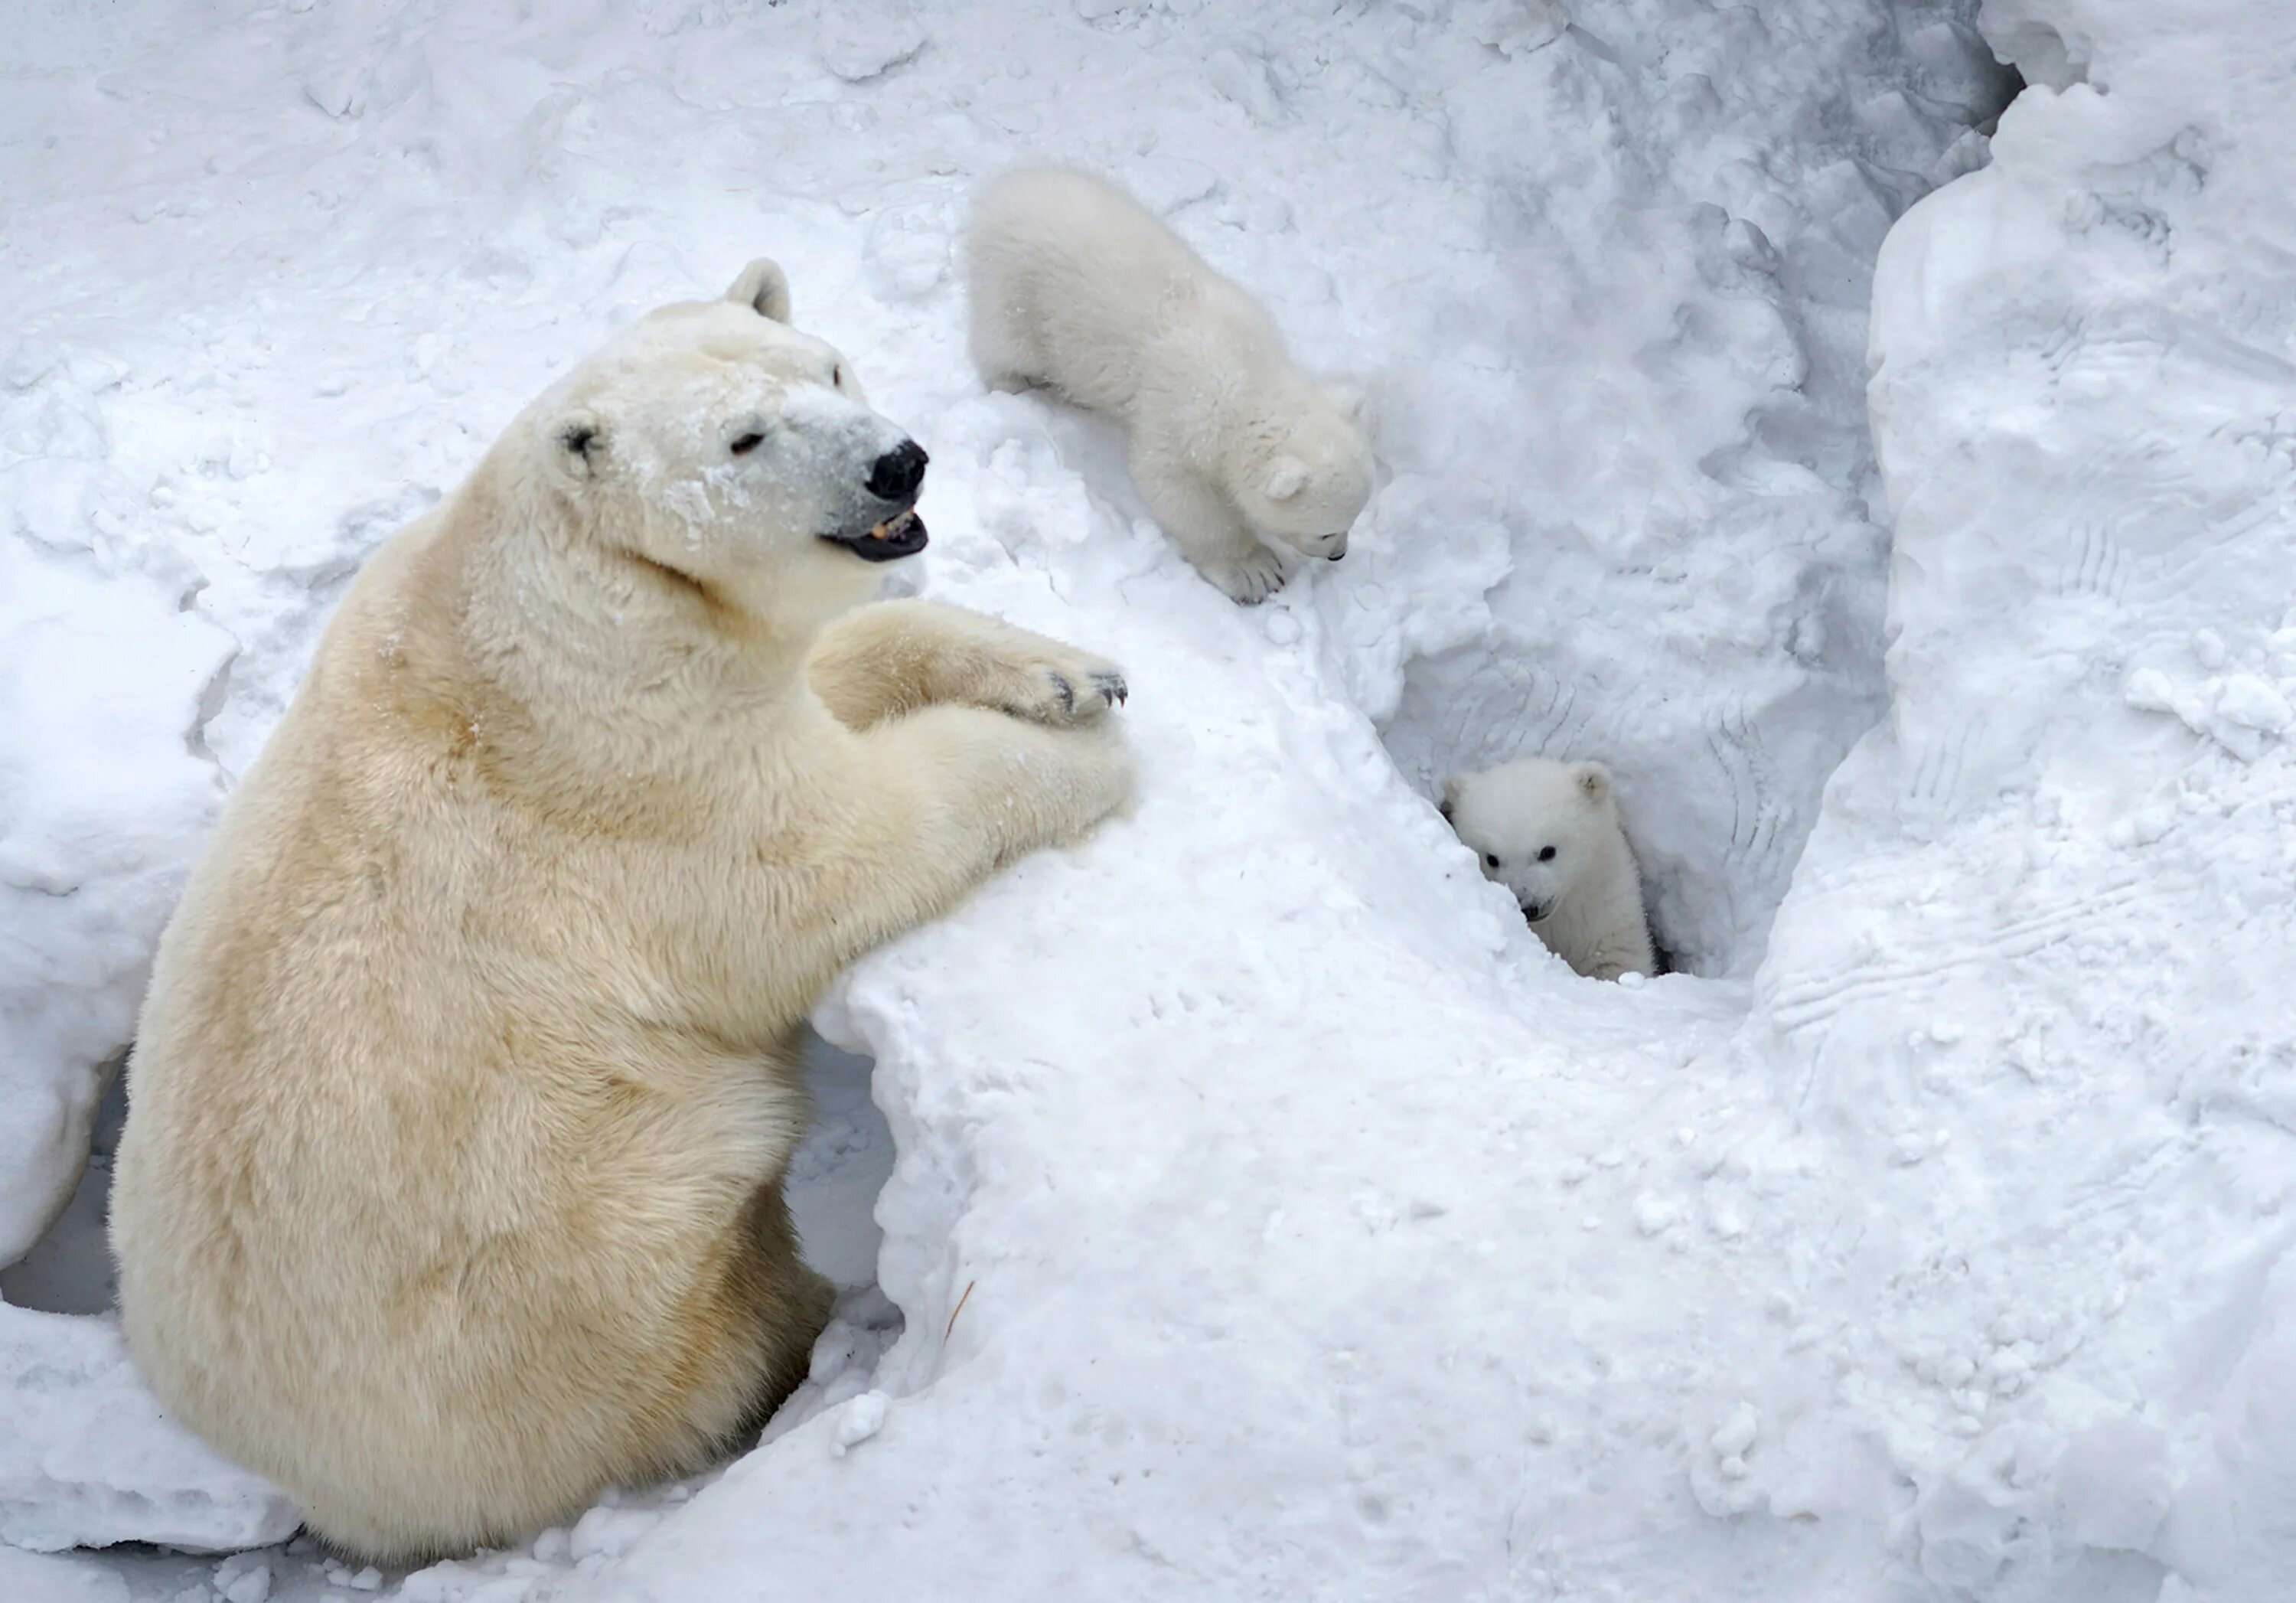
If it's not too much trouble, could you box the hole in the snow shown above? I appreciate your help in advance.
[1379,20,2019,980]
[752,1026,908,1445]
[787,1027,896,1294]
[2,1053,126,1315]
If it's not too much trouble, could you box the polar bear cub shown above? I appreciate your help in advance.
[966,165,1375,604]
[109,259,1134,1565]
[1442,759,1656,981]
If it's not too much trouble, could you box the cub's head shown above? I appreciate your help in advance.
[1440,758,1617,925]
[533,259,928,628]
[1227,385,1374,563]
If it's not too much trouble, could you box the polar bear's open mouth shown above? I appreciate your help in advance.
[822,509,927,563]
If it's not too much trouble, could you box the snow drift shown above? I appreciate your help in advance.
[3,0,2293,1599]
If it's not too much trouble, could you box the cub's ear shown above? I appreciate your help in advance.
[1319,380,1371,426]
[1440,773,1466,820]
[546,409,608,486]
[1574,762,1613,803]
[1264,456,1309,501]
[726,258,792,323]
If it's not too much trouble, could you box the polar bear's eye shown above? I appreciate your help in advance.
[831,364,843,387]
[1483,853,1499,869]
[729,432,765,455]
[1537,846,1557,862]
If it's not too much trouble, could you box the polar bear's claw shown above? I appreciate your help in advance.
[996,651,1128,726]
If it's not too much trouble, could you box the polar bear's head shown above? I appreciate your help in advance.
[1440,758,1617,926]
[531,259,928,629]
[1227,385,1374,563]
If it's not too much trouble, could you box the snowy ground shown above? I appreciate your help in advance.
[5,0,2294,1598]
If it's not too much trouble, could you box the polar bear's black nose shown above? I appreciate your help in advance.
[866,440,928,501]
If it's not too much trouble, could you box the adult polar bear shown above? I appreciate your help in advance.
[109,260,1134,1564]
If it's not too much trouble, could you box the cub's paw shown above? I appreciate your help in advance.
[1204,546,1290,606]
[977,364,1042,395]
[991,646,1129,726]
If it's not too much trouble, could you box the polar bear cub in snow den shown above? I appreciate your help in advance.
[109,259,1135,1565]
[1443,759,1656,981]
[966,165,1375,605]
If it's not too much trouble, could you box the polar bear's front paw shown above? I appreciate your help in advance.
[992,648,1130,726]
[1204,546,1290,606]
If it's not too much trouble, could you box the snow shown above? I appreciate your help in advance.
[3,0,2294,1600]
[0,1301,298,1556]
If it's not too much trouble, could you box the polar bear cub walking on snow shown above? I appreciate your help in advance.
[966,165,1375,604]
[1443,759,1656,981]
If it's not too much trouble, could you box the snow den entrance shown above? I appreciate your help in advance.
[1365,17,2016,977]
[0,1058,125,1317]
[784,1030,899,1298]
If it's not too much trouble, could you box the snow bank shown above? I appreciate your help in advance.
[1741,1,2296,1595]
[8,0,2295,1598]
[0,1302,298,1555]
[0,550,226,1268]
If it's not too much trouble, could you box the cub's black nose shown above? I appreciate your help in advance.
[866,439,928,501]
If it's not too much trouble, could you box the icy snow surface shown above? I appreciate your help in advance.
[3,0,2292,1598]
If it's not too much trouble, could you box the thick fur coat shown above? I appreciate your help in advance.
[966,165,1374,603]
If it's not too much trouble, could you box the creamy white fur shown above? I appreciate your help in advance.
[1443,759,1655,981]
[108,263,1134,1564]
[965,165,1374,603]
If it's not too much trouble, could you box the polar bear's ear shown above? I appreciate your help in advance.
[546,409,608,485]
[1264,457,1309,501]
[1574,762,1613,803]
[1439,773,1466,820]
[726,258,792,323]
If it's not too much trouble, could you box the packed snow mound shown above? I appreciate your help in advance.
[6,0,2295,1601]
[1740,0,2296,1593]
[0,1303,299,1556]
